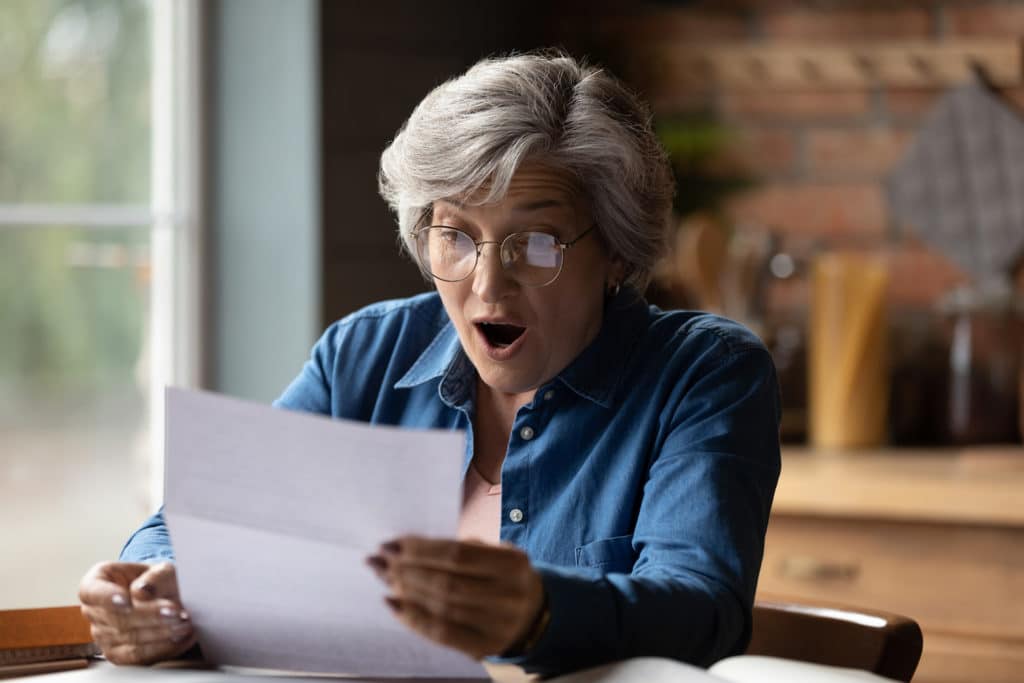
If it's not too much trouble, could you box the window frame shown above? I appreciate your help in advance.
[149,0,205,506]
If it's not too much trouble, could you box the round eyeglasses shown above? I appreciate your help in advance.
[412,225,595,288]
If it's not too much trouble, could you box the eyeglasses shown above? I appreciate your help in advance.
[411,224,595,288]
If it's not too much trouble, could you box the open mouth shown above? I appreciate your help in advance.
[476,322,526,349]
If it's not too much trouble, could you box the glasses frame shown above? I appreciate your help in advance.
[411,224,596,288]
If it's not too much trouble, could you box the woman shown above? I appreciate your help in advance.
[79,51,780,676]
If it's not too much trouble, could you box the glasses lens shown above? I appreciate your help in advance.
[417,227,476,281]
[503,232,562,286]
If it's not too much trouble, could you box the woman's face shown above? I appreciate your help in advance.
[431,164,616,399]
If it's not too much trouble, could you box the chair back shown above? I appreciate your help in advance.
[747,600,923,682]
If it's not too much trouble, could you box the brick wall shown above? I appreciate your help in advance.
[581,0,1024,314]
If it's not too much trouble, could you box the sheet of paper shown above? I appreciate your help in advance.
[162,387,486,679]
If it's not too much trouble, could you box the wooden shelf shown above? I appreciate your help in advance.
[775,446,1024,527]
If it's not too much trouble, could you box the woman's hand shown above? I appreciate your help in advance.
[78,561,197,665]
[367,537,546,660]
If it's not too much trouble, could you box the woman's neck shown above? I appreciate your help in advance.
[472,380,536,484]
[477,380,535,431]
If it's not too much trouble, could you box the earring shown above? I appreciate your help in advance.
[607,282,621,297]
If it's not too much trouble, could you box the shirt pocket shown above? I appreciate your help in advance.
[574,534,636,573]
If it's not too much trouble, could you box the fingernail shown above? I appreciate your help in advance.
[384,596,402,613]
[111,594,130,610]
[380,540,401,555]
[159,606,189,621]
[366,555,392,584]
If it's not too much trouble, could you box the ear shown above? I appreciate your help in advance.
[606,257,627,289]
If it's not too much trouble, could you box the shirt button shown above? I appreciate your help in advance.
[509,508,524,523]
[519,426,535,440]
[543,389,555,401]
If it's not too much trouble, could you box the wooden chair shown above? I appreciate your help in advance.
[747,600,923,682]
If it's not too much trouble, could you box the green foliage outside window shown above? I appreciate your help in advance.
[0,0,150,412]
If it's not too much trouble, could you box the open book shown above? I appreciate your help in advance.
[549,656,897,683]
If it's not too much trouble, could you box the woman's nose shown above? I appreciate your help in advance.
[471,243,517,303]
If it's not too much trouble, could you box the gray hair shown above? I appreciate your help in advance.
[378,51,674,290]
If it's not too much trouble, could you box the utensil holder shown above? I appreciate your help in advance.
[809,253,890,449]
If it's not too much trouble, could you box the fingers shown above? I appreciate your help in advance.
[79,561,193,666]
[369,537,546,657]
[386,598,490,660]
[382,562,522,613]
[87,603,194,665]
[82,599,186,630]
[99,629,198,666]
[383,537,514,577]
[130,562,180,603]
[377,537,538,606]
[78,562,152,609]
[91,620,193,648]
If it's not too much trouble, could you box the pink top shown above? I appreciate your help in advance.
[456,461,502,544]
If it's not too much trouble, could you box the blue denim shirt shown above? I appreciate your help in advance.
[121,288,780,675]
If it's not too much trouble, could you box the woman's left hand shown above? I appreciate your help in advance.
[367,536,545,659]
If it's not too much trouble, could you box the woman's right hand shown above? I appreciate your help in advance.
[78,561,197,665]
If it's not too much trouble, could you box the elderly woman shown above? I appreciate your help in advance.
[79,52,780,676]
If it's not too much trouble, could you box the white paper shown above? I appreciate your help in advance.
[162,387,486,679]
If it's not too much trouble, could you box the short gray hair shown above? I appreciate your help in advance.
[378,51,674,290]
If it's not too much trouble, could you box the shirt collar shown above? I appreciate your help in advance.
[393,320,473,408]
[393,288,649,410]
[553,287,648,409]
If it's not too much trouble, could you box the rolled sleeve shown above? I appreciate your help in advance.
[119,507,176,564]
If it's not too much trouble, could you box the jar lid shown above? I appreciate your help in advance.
[937,276,1024,315]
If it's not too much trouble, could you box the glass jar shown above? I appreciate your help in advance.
[939,281,1023,445]
[888,312,949,446]
[767,319,807,443]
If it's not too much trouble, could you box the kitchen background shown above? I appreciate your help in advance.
[318,4,1024,680]
[1,2,1020,681]
[320,0,1024,450]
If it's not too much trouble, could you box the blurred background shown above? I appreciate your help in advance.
[1,0,158,610]
[1,1,1021,681]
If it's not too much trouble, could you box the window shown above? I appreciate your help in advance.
[0,0,202,608]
